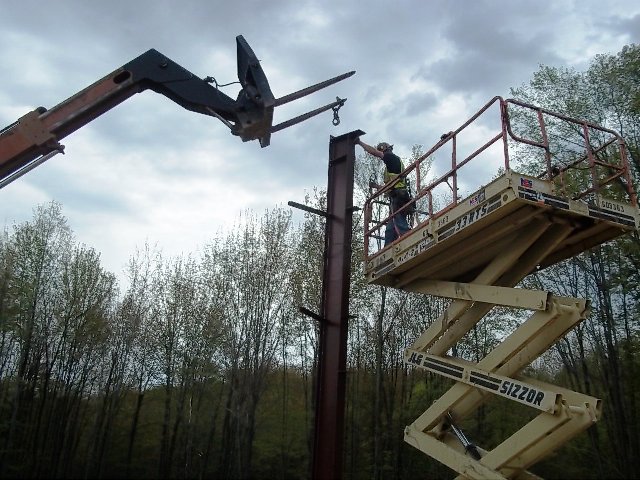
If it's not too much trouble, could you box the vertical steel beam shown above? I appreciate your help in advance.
[312,130,363,480]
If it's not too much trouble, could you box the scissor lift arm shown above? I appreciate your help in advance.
[0,35,354,188]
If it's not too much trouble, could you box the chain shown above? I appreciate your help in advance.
[332,97,346,126]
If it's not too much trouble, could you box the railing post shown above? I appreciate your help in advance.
[500,99,511,171]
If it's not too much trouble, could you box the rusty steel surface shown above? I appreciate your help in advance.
[312,130,362,480]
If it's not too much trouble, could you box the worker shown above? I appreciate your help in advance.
[356,138,412,246]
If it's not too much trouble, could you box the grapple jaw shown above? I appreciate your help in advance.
[232,35,354,147]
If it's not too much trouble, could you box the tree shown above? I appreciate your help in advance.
[288,189,326,468]
[119,242,163,478]
[587,44,640,172]
[0,202,119,478]
[510,44,640,478]
[206,208,294,479]
[0,202,72,475]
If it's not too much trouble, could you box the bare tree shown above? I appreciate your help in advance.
[1,202,72,475]
[120,242,163,478]
[209,208,293,479]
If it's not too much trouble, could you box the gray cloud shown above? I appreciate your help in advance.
[1,0,639,284]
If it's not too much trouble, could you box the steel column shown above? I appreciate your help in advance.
[312,130,363,480]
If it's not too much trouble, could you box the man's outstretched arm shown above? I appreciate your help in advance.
[356,138,383,158]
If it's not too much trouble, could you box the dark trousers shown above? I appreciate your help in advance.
[385,189,411,246]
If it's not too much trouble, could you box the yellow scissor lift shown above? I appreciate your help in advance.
[362,97,640,479]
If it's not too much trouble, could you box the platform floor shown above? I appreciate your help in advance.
[364,170,639,288]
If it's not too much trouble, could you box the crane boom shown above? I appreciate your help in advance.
[0,35,354,188]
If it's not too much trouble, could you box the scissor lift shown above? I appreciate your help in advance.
[363,97,639,479]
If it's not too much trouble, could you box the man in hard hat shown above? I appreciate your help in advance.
[356,138,412,246]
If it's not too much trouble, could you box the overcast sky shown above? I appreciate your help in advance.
[1,0,638,288]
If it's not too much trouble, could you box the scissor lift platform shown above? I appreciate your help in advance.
[365,169,639,288]
[361,97,639,479]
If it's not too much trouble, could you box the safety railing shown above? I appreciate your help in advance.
[363,96,637,259]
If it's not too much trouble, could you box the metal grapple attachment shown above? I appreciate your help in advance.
[232,35,354,147]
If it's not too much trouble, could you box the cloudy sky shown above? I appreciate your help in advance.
[1,0,638,287]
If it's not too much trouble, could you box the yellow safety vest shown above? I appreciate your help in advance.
[384,161,406,189]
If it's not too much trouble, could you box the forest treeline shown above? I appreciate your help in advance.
[0,45,639,479]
